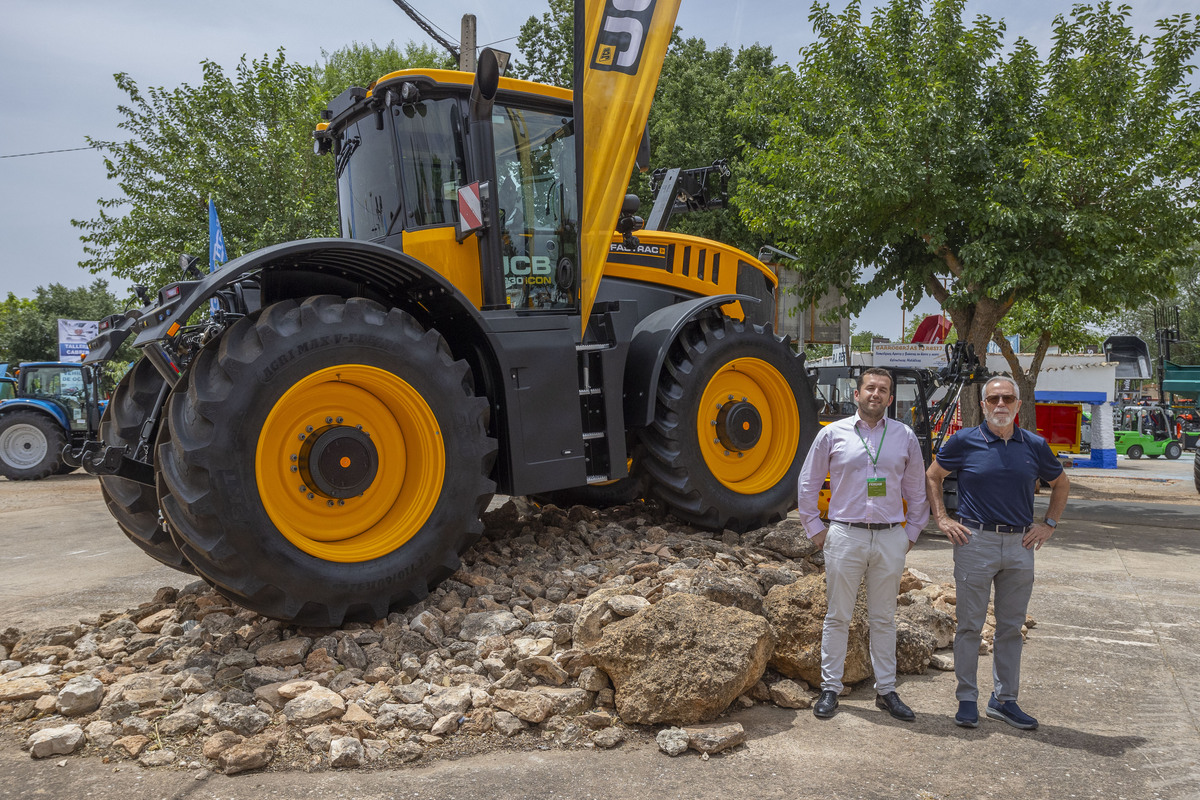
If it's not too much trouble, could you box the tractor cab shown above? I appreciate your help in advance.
[17,363,96,431]
[319,71,581,313]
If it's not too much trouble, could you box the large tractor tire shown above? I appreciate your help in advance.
[98,358,194,574]
[1193,447,1199,494]
[158,296,496,626]
[0,410,65,481]
[638,313,818,531]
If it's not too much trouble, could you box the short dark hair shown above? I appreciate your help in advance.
[857,367,893,392]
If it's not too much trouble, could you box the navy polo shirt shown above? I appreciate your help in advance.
[936,423,1064,527]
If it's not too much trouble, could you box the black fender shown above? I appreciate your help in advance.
[622,294,761,429]
[129,238,489,352]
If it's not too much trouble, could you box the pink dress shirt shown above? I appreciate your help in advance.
[797,412,930,543]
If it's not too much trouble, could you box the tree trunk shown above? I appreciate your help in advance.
[923,248,1013,428]
[994,328,1053,435]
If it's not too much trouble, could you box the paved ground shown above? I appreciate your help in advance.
[0,463,1197,799]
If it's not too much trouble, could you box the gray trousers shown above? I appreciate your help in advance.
[821,522,908,695]
[952,528,1035,703]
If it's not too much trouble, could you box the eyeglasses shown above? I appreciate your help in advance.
[984,394,1017,406]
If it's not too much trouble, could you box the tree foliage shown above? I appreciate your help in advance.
[318,41,453,96]
[642,37,777,253]
[74,44,448,290]
[0,281,126,364]
[511,0,575,87]
[733,0,1200,423]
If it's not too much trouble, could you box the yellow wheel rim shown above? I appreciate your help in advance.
[697,357,799,494]
[255,364,445,562]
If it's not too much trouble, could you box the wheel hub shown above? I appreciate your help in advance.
[299,425,378,499]
[714,400,762,452]
[0,424,48,469]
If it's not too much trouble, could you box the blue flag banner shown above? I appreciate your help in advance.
[209,198,227,271]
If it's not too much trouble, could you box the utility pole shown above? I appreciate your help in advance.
[459,14,477,72]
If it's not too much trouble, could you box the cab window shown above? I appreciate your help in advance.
[394,98,466,229]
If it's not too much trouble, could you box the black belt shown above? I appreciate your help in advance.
[956,516,1031,534]
[833,520,900,531]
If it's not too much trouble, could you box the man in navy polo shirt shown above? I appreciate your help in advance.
[925,375,1069,730]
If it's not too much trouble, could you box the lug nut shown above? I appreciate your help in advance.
[327,500,335,507]
[307,493,315,500]
[298,433,306,441]
[305,425,314,433]
[325,417,333,424]
[336,417,344,423]
[290,465,297,473]
[290,454,297,462]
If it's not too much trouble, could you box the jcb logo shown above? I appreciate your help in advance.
[592,0,656,75]
[503,256,553,276]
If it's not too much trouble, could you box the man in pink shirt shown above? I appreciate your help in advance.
[797,367,930,721]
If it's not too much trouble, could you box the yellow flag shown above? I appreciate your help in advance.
[575,0,682,330]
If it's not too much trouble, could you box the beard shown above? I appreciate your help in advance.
[985,407,1016,427]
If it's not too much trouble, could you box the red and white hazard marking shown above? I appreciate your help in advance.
[458,182,482,234]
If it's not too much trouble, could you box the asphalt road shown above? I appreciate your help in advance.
[1,468,1198,799]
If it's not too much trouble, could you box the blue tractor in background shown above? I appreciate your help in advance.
[0,361,107,480]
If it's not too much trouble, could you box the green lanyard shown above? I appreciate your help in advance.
[856,420,887,473]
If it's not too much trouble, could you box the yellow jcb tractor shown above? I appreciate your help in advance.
[80,1,819,625]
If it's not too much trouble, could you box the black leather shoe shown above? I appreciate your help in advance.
[814,689,839,719]
[875,691,916,721]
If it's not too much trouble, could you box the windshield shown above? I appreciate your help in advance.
[336,116,402,240]
[23,366,84,399]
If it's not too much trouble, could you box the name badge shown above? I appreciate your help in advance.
[866,477,887,497]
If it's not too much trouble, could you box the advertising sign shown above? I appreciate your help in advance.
[57,319,99,360]
[872,342,948,369]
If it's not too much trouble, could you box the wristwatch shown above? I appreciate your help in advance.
[1043,517,1058,528]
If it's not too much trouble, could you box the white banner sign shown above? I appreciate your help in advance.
[871,342,948,369]
[57,319,99,360]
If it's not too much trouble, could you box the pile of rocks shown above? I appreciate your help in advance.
[0,499,1028,774]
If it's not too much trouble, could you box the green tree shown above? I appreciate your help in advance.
[734,0,1200,424]
[643,38,777,254]
[74,51,333,289]
[318,41,453,96]
[0,281,125,363]
[74,44,446,290]
[510,0,575,87]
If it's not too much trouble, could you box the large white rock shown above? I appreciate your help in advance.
[56,675,105,717]
[27,724,85,758]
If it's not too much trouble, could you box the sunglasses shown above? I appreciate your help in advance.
[984,394,1017,406]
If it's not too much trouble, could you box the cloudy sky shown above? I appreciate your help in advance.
[0,0,1193,338]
